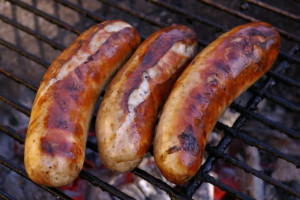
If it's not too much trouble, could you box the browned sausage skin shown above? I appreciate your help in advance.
[96,24,197,172]
[24,20,140,187]
[154,22,281,184]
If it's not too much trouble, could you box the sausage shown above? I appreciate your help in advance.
[24,20,140,187]
[96,24,197,172]
[153,22,281,184]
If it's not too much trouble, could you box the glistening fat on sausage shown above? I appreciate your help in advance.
[24,20,140,187]
[96,24,198,172]
[154,22,281,184]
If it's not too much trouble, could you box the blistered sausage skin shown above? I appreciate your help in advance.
[96,24,197,172]
[154,22,281,184]
[24,20,140,187]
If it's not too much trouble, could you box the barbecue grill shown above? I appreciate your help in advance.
[0,0,299,199]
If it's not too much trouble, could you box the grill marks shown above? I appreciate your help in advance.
[41,131,81,159]
[166,125,200,156]
[122,29,186,104]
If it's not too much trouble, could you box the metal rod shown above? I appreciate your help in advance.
[0,67,38,92]
[215,122,300,169]
[0,38,50,68]
[54,0,106,22]
[79,170,135,200]
[231,102,300,139]
[6,0,81,35]
[267,70,300,89]
[246,0,300,22]
[0,124,25,144]
[206,145,300,199]
[99,0,166,28]
[201,173,253,200]
[55,0,149,41]
[0,155,72,200]
[0,94,31,117]
[148,0,227,31]
[132,168,188,200]
[249,87,300,113]
[0,190,17,200]
[279,51,300,64]
[0,14,66,51]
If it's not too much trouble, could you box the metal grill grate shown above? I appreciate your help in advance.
[0,0,300,199]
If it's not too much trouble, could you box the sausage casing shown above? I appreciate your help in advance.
[154,22,281,184]
[96,24,197,172]
[24,20,140,187]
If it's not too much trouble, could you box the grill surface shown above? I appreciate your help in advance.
[0,0,300,199]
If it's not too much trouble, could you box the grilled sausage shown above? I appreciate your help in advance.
[24,20,140,187]
[96,24,197,172]
[154,22,281,184]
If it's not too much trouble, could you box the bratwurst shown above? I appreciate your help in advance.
[96,24,197,172]
[154,22,281,184]
[24,20,140,187]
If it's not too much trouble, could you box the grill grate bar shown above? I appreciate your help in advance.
[186,134,233,197]
[231,103,300,139]
[186,44,298,197]
[55,0,150,41]
[7,0,81,36]
[79,171,135,200]
[0,38,50,68]
[0,190,17,200]
[216,122,300,168]
[54,0,106,23]
[249,87,300,113]
[206,144,300,198]
[264,92,300,112]
[0,94,31,117]
[0,124,25,144]
[0,67,38,92]
[202,172,253,200]
[246,0,300,22]
[132,168,187,200]
[267,70,300,89]
[0,14,66,51]
[0,155,72,200]
[148,0,227,31]
[200,0,300,43]
[99,0,166,28]
[278,51,300,65]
